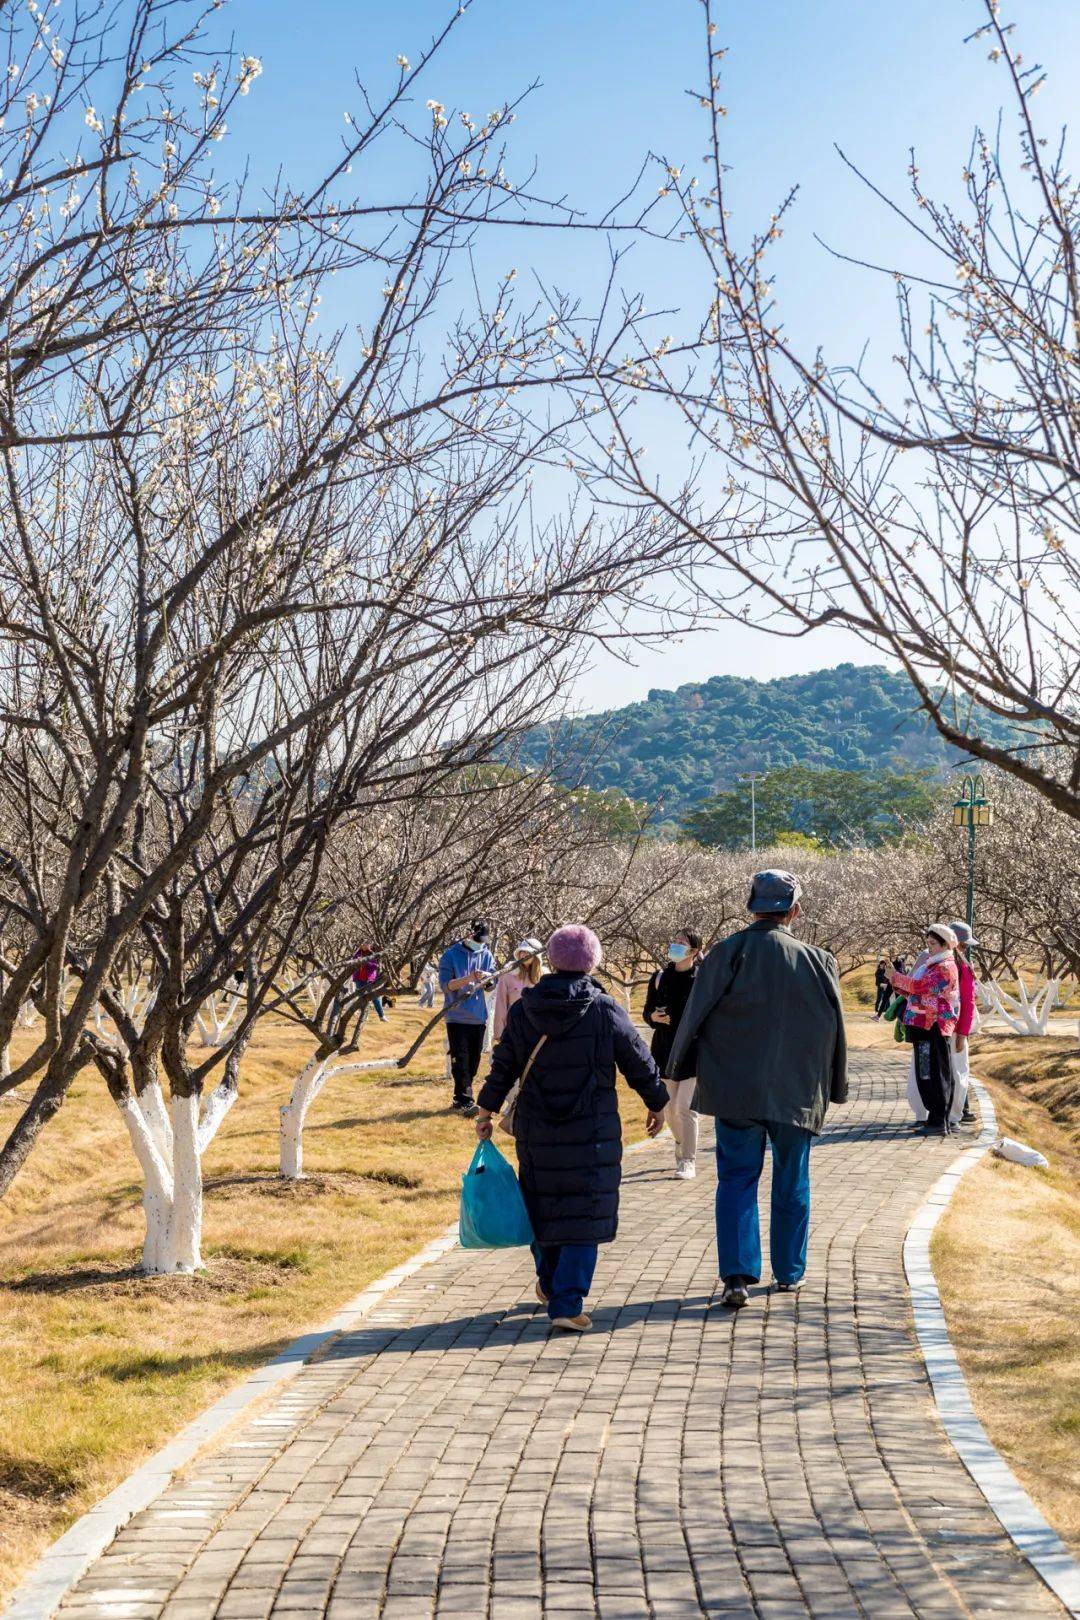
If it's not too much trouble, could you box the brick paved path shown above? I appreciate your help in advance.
[55,1052,1065,1619]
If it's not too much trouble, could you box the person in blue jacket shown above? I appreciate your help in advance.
[475,924,668,1332]
[439,919,496,1117]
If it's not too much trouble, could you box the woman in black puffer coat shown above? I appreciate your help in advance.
[476,924,668,1333]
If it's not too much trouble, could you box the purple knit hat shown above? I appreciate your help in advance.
[546,924,603,974]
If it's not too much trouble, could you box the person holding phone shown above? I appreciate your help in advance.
[439,919,496,1117]
[643,928,703,1179]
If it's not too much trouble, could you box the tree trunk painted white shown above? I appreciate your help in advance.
[197,1076,238,1154]
[116,1092,175,1273]
[0,1039,9,1081]
[279,1055,329,1180]
[114,1079,237,1273]
[16,1000,38,1029]
[279,1055,389,1180]
[162,1093,203,1273]
[981,974,1062,1036]
[140,1078,174,1164]
[194,990,241,1047]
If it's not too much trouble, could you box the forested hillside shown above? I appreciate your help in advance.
[517,664,1019,819]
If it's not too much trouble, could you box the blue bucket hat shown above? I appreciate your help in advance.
[747,869,802,915]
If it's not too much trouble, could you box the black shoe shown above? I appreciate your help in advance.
[924,1121,949,1136]
[960,1107,976,1124]
[720,1278,750,1309]
[451,1099,479,1118]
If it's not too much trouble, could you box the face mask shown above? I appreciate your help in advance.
[466,938,485,953]
[667,942,690,962]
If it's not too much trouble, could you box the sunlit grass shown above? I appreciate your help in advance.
[934,1037,1080,1554]
[0,992,654,1602]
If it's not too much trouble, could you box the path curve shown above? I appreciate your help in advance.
[20,1053,1075,1618]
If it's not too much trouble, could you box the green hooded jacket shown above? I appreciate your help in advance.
[667,917,848,1134]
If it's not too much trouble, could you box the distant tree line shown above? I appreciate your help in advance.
[683,765,941,851]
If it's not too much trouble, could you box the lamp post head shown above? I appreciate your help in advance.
[953,772,993,828]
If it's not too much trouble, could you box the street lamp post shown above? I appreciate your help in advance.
[952,775,993,932]
[739,772,766,855]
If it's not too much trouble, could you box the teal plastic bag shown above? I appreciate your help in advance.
[459,1140,534,1249]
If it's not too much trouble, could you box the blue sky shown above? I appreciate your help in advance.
[224,0,1080,713]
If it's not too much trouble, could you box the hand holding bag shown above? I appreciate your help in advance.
[459,1139,535,1248]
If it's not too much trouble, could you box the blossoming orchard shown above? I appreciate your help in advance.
[0,3,1077,1615]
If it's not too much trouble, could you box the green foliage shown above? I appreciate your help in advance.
[515,664,1021,819]
[683,764,940,849]
[565,785,649,837]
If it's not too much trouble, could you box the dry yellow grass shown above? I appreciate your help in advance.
[0,998,649,1603]
[933,1037,1080,1555]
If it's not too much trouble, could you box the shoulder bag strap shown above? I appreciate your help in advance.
[518,1033,547,1094]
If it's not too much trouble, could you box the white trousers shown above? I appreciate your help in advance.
[907,1037,969,1124]
[665,1078,700,1164]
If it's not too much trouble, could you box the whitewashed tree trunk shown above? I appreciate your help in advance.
[981,973,1062,1036]
[114,1079,237,1273]
[0,1040,9,1081]
[194,990,241,1047]
[279,1055,329,1180]
[162,1094,203,1272]
[197,1076,238,1153]
[279,1054,387,1180]
[116,1089,174,1273]
[306,977,329,1018]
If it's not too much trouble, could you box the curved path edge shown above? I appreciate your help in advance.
[4,1130,660,1620]
[1,1224,462,1620]
[903,1077,1080,1619]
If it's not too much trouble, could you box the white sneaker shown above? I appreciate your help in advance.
[674,1160,696,1180]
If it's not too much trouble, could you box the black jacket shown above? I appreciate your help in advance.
[668,919,847,1134]
[642,962,698,1079]
[477,972,668,1246]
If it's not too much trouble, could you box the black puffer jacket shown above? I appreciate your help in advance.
[642,962,698,1079]
[477,972,668,1246]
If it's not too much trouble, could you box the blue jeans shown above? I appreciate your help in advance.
[714,1119,812,1287]
[532,1241,598,1321]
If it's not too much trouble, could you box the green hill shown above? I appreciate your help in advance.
[516,664,1019,820]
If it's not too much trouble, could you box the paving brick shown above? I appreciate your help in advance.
[53,1056,1066,1618]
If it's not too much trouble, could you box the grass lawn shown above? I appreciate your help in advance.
[844,997,1080,1552]
[3,972,1076,1599]
[932,1033,1080,1556]
[0,997,650,1604]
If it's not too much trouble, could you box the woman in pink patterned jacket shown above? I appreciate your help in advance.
[890,923,959,1135]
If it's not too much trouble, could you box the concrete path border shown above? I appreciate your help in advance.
[903,1077,1080,1619]
[5,1129,661,1620]
[2,1226,461,1620]
[7,1089,1080,1618]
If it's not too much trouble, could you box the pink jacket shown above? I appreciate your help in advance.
[493,970,527,1039]
[955,956,976,1039]
[893,954,960,1037]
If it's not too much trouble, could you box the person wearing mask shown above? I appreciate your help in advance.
[493,938,544,1040]
[873,957,892,1018]
[889,923,960,1136]
[949,919,980,1125]
[475,924,667,1332]
[643,928,703,1179]
[667,870,847,1310]
[439,920,496,1117]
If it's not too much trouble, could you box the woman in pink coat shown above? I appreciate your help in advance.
[493,938,544,1040]
[890,923,959,1135]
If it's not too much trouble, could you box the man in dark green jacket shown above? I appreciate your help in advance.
[667,869,847,1309]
